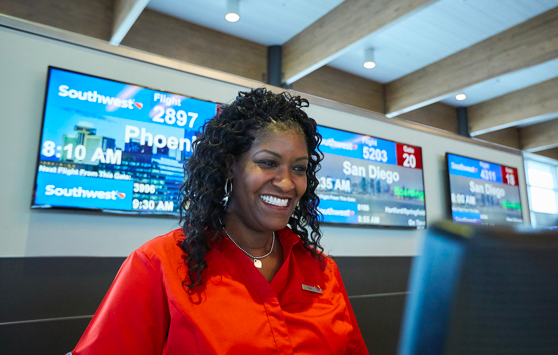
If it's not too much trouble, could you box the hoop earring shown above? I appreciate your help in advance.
[222,178,232,210]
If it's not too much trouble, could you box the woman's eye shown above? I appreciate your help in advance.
[259,160,277,167]
[294,165,308,172]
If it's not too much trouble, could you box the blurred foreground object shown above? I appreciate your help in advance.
[398,221,558,355]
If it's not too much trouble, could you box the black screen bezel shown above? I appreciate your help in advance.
[30,66,220,218]
[317,124,428,230]
[445,152,524,225]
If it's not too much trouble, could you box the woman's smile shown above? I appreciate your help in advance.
[226,128,309,234]
[260,194,290,208]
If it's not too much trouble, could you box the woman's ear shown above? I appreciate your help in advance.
[225,156,234,179]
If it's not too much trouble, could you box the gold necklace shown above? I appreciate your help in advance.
[223,228,275,268]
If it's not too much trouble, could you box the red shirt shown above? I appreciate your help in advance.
[72,227,369,355]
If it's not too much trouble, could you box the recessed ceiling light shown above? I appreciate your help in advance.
[225,13,240,22]
[456,94,467,101]
[363,48,376,69]
[226,0,240,22]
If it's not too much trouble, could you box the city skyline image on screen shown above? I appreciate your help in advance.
[316,126,426,228]
[33,67,221,215]
[446,153,523,225]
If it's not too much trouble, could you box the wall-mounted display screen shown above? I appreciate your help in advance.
[316,126,426,228]
[33,67,220,215]
[446,153,523,225]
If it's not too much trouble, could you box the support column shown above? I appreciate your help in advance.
[457,107,470,138]
[267,45,282,87]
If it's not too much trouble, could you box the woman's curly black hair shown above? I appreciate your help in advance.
[178,88,324,290]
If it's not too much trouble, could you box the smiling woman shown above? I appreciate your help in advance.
[70,88,369,355]
[224,130,309,276]
[180,88,324,286]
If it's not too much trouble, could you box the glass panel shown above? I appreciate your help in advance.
[529,187,557,214]
[526,160,554,173]
[528,168,555,189]
[532,211,558,228]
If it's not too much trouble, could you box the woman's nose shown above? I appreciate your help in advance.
[273,170,295,192]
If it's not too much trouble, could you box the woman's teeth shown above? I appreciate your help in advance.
[261,195,288,207]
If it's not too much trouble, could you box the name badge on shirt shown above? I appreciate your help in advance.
[302,284,323,294]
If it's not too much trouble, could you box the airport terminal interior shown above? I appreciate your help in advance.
[1,0,558,354]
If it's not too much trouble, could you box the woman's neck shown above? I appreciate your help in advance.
[222,213,274,253]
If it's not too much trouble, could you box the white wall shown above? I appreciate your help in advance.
[0,25,528,258]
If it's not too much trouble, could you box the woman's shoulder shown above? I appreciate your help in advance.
[134,228,186,264]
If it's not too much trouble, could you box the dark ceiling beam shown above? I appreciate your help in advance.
[385,7,558,117]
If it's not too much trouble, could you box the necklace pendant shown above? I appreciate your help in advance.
[254,259,262,268]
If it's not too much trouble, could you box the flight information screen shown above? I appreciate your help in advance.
[316,126,426,228]
[33,67,220,215]
[446,153,523,225]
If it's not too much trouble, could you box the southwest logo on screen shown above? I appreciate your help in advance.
[58,85,142,110]
[45,185,126,200]
[451,162,478,173]
[321,138,358,150]
[318,207,355,217]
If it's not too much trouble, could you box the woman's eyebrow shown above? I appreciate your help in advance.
[254,150,308,161]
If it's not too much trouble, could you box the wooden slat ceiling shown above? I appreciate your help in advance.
[1,0,558,157]
[146,0,558,157]
[384,6,558,116]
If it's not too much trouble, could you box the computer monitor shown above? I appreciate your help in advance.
[398,221,558,355]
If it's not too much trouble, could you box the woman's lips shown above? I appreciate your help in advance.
[260,194,291,209]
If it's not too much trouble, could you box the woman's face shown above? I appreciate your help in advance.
[227,127,309,234]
